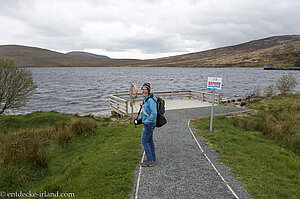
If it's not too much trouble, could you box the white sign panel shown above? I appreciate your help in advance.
[207,77,222,90]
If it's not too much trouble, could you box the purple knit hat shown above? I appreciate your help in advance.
[142,82,151,91]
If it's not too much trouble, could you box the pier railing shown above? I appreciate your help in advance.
[110,90,221,116]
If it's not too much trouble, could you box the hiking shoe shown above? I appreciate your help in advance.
[141,161,155,167]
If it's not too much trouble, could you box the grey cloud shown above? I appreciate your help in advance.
[1,0,300,58]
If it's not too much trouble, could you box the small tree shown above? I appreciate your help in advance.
[0,58,37,114]
[252,85,262,97]
[264,85,276,97]
[276,73,298,94]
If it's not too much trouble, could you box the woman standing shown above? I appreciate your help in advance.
[141,82,157,167]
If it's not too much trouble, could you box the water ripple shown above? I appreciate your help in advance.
[6,67,300,115]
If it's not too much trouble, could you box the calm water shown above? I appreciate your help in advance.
[6,67,300,115]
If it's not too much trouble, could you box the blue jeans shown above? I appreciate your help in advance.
[141,122,156,162]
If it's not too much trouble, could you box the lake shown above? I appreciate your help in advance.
[5,67,300,116]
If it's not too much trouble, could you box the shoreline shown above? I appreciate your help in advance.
[20,65,265,68]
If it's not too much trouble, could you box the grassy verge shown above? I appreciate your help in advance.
[0,112,142,198]
[0,111,74,133]
[192,93,300,199]
[239,93,300,154]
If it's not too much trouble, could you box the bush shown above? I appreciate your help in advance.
[276,73,298,93]
[263,85,277,97]
[252,85,262,97]
[0,58,37,114]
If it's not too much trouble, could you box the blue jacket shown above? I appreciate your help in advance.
[142,94,157,124]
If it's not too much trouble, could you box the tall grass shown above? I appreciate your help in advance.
[0,127,53,167]
[0,113,97,190]
[0,111,142,198]
[0,127,52,188]
[54,118,97,146]
[193,116,300,199]
[234,93,300,154]
[54,121,74,146]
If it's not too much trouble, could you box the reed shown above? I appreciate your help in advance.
[235,93,300,154]
[54,121,75,146]
[69,118,97,136]
[53,118,97,146]
[289,101,300,111]
[0,128,52,168]
[0,112,98,190]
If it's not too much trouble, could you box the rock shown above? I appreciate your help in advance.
[220,100,228,104]
[240,101,247,106]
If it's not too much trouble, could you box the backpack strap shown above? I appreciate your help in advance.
[136,105,142,119]
[145,94,157,103]
[136,94,156,119]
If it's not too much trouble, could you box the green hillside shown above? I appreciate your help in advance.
[1,35,300,67]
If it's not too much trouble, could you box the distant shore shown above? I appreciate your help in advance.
[264,64,300,70]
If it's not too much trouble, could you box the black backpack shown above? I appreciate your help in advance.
[150,94,167,127]
[135,94,167,128]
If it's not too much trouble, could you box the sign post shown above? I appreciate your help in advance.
[210,90,215,132]
[207,77,222,132]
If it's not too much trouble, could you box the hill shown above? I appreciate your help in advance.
[136,35,300,67]
[1,35,300,67]
[0,45,137,67]
[66,51,110,59]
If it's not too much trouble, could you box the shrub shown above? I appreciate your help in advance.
[276,73,298,93]
[0,58,37,114]
[252,85,262,97]
[263,85,277,97]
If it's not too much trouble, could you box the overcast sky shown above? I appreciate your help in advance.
[0,0,300,59]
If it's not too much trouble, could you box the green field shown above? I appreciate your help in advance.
[1,93,299,198]
[0,112,142,198]
[192,93,300,199]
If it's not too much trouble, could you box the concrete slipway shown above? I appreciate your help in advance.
[129,99,213,114]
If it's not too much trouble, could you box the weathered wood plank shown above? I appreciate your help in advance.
[110,90,221,116]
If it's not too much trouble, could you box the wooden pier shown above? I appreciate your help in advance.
[110,90,221,116]
[264,64,300,70]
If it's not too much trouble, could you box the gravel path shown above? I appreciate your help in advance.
[131,106,252,199]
